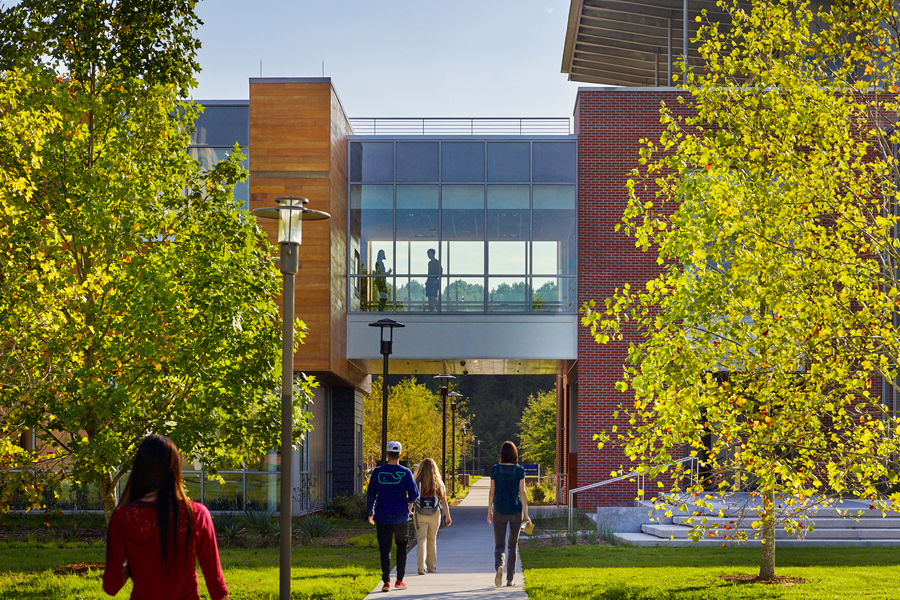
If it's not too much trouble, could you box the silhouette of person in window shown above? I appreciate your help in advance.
[375,249,392,311]
[425,249,441,311]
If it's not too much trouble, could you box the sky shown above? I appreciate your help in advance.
[192,0,583,118]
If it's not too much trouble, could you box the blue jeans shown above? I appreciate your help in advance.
[492,512,522,580]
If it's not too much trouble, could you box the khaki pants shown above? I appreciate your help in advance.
[414,509,441,573]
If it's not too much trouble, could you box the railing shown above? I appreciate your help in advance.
[567,457,699,529]
[349,117,572,136]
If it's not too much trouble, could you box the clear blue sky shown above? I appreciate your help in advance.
[193,0,582,118]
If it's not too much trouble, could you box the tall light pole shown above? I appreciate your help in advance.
[251,196,329,600]
[369,319,404,465]
[477,439,482,474]
[448,392,462,498]
[461,426,467,480]
[433,374,455,483]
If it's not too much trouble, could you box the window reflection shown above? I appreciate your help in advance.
[442,142,485,182]
[532,277,577,312]
[533,142,577,183]
[188,147,249,210]
[350,185,393,276]
[397,142,439,182]
[348,139,576,313]
[488,142,530,182]
[488,186,529,242]
[397,186,439,241]
[350,142,394,182]
[533,186,576,277]
[443,277,485,312]
[488,277,528,311]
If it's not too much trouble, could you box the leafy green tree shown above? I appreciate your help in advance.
[0,0,313,522]
[364,378,443,468]
[517,390,556,472]
[584,0,900,580]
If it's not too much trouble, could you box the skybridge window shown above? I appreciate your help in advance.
[348,138,577,314]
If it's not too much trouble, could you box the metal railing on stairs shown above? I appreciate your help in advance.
[567,457,699,529]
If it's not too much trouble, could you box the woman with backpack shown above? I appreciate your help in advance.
[412,458,452,575]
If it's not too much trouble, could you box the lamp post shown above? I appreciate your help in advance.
[251,197,329,600]
[461,426,467,480]
[448,391,462,498]
[477,439,481,474]
[433,374,455,482]
[369,319,405,465]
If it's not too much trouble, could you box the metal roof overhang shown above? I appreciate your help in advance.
[561,0,744,86]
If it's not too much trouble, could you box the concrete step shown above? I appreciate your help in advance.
[615,532,900,547]
[671,515,900,529]
[643,523,900,541]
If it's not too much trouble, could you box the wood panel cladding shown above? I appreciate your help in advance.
[249,79,367,388]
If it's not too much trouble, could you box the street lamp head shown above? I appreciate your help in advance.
[433,373,455,391]
[368,318,405,354]
[251,196,330,245]
[448,391,462,408]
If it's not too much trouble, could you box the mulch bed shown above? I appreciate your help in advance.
[720,574,807,586]
[518,536,611,549]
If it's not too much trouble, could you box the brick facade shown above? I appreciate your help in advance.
[574,88,692,508]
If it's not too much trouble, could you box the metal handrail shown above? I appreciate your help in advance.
[349,117,572,136]
[567,457,699,529]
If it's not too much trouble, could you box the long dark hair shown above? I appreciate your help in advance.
[414,458,442,498]
[118,435,194,566]
[499,440,519,464]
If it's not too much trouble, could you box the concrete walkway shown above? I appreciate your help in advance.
[368,476,528,598]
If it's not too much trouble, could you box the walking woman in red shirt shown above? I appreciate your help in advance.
[103,435,229,600]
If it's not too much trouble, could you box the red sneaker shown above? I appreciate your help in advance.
[395,581,408,589]
[381,582,390,592]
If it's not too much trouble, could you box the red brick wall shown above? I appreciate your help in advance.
[575,89,692,508]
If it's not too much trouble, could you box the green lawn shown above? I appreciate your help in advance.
[521,544,900,599]
[0,544,382,599]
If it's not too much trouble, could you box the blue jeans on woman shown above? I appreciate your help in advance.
[492,512,522,582]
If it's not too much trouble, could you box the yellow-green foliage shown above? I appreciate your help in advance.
[582,0,900,580]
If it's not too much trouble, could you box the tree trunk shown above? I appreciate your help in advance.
[759,490,776,580]
[99,471,119,525]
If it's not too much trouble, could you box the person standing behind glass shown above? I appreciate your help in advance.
[425,248,441,311]
[487,440,531,588]
[375,249,392,311]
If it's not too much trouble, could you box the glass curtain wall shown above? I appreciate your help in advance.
[349,139,576,313]
[188,103,250,210]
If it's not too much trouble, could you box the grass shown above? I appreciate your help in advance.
[520,544,900,599]
[0,544,382,599]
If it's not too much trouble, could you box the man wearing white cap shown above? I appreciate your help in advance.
[367,440,419,592]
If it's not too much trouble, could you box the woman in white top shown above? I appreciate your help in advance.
[412,458,452,575]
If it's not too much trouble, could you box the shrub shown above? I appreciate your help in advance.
[213,513,246,542]
[323,493,367,520]
[241,507,278,537]
[530,484,547,504]
[294,514,337,540]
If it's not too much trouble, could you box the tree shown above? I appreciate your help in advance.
[517,390,556,472]
[0,0,314,522]
[584,0,900,580]
[363,378,445,468]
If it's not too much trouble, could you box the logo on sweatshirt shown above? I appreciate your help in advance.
[378,471,405,485]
